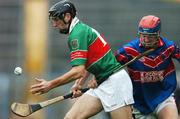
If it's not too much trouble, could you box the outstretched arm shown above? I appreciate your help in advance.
[30,65,86,95]
[71,71,90,98]
[172,44,180,63]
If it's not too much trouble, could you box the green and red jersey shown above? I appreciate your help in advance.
[68,17,121,81]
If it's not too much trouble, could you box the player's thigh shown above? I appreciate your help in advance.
[64,94,103,119]
[110,105,132,119]
[158,104,178,119]
[133,107,157,119]
[156,96,179,119]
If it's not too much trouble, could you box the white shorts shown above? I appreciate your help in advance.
[133,95,176,119]
[85,69,134,112]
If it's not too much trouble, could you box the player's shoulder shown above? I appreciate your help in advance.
[71,22,93,36]
[72,22,88,32]
[124,38,140,48]
[68,22,88,40]
[161,37,176,46]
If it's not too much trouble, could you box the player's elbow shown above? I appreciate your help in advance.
[71,65,86,79]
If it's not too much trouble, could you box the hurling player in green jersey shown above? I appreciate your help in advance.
[30,1,134,119]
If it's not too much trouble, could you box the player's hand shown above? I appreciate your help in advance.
[30,78,52,95]
[88,78,98,89]
[71,83,83,98]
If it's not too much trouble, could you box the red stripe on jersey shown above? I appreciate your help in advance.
[124,46,174,68]
[70,50,87,61]
[175,53,180,58]
[124,47,140,56]
[116,53,129,63]
[142,46,174,68]
[86,36,110,68]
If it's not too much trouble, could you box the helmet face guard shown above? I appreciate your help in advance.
[48,1,76,34]
[138,15,161,48]
[139,33,160,48]
[49,12,70,34]
[49,12,64,21]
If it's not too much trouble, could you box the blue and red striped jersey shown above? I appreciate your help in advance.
[115,37,180,114]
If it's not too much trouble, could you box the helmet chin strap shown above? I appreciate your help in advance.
[145,40,160,49]
[143,43,158,49]
[140,36,160,49]
[59,15,72,34]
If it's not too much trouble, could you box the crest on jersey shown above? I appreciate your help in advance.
[70,39,79,50]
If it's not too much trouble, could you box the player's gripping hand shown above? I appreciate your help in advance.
[30,78,52,95]
[88,78,98,89]
[71,83,83,98]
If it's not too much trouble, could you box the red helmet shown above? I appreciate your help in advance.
[138,15,161,48]
[138,15,161,34]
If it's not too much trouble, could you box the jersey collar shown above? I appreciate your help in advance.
[69,17,79,34]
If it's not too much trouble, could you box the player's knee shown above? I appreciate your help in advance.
[64,114,73,119]
[64,113,78,119]
[64,113,85,119]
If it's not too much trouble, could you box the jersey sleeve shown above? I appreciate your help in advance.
[114,47,130,65]
[172,44,180,63]
[68,29,88,66]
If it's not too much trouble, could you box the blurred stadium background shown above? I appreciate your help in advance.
[0,0,180,119]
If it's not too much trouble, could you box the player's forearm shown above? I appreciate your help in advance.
[75,71,90,86]
[48,73,75,89]
[50,78,71,89]
[49,65,86,89]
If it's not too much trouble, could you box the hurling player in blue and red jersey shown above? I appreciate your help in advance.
[115,15,180,119]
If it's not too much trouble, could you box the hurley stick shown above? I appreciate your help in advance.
[11,88,89,117]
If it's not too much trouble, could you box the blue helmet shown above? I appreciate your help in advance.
[138,15,161,34]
